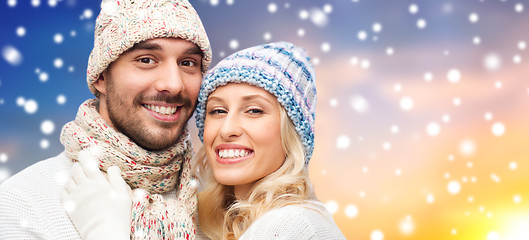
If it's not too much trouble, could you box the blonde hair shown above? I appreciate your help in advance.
[193,105,320,239]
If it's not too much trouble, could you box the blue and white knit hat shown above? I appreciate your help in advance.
[195,41,317,164]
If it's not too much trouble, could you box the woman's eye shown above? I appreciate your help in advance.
[138,58,155,64]
[247,109,264,114]
[208,109,227,115]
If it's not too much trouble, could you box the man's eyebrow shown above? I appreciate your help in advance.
[126,41,162,52]
[185,45,204,57]
[125,40,203,56]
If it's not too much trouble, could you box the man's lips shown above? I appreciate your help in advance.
[142,103,182,121]
[143,104,179,115]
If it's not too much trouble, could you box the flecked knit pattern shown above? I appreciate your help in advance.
[195,41,317,164]
[87,0,212,96]
[60,99,197,239]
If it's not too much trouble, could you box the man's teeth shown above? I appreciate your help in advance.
[144,104,177,115]
[218,149,251,159]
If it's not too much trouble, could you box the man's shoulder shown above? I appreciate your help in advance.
[0,152,71,191]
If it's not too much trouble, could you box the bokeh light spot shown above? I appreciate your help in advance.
[325,200,339,215]
[447,69,461,83]
[268,3,278,13]
[469,13,479,23]
[57,94,67,105]
[345,204,358,218]
[40,139,50,149]
[426,122,441,136]
[400,96,414,111]
[447,180,461,194]
[24,99,38,114]
[41,120,55,135]
[370,230,384,240]
[0,153,8,163]
[484,53,502,71]
[16,26,26,37]
[2,45,23,66]
[0,168,11,183]
[336,135,351,149]
[492,122,505,136]
[409,4,419,14]
[351,95,369,114]
[417,19,427,29]
[54,33,64,44]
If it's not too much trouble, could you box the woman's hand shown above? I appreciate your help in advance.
[61,149,132,240]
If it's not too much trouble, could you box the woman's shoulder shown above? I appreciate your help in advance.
[240,204,347,240]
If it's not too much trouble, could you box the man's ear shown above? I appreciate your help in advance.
[94,71,107,95]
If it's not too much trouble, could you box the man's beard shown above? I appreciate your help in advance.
[104,79,194,151]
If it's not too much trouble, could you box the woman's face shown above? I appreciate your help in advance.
[203,83,285,198]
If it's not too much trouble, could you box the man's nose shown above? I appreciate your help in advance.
[154,63,184,94]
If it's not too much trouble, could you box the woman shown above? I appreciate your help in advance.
[63,42,345,239]
[193,41,344,239]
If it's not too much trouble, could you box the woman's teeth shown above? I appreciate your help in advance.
[144,104,177,115]
[218,149,251,159]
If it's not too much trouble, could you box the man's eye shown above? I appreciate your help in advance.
[180,60,196,67]
[138,58,155,64]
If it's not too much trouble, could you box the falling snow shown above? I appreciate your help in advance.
[345,204,358,218]
[2,45,23,66]
[370,230,384,240]
[447,69,461,83]
[491,122,505,136]
[484,53,502,71]
[400,96,414,111]
[40,120,55,135]
[399,216,415,235]
[447,180,462,194]
[469,13,479,23]
[336,135,351,149]
[1,1,528,239]
[40,139,50,149]
[16,26,26,37]
[0,168,11,183]
[350,95,369,114]
[53,58,63,68]
[325,200,339,215]
[459,139,476,156]
[53,33,64,44]
[417,18,427,29]
[0,153,8,163]
[24,99,38,114]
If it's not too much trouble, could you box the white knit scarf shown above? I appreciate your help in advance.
[60,99,197,239]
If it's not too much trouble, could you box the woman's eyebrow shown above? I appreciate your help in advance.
[241,94,273,104]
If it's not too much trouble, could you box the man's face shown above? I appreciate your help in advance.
[94,38,203,150]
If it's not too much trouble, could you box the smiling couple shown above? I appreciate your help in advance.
[0,0,345,239]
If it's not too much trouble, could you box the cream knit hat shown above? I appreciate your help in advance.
[86,0,212,96]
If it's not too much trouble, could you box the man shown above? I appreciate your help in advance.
[0,0,211,239]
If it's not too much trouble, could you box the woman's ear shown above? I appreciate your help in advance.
[94,71,107,95]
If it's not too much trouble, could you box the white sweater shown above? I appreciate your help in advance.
[0,152,178,240]
[240,205,346,239]
[0,154,345,240]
